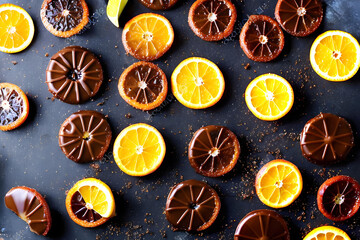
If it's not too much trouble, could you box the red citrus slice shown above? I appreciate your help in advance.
[317,175,360,221]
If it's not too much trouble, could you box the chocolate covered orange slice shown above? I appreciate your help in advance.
[66,178,115,228]
[122,13,174,61]
[234,209,290,240]
[138,0,178,10]
[40,0,89,38]
[188,125,240,177]
[5,186,52,236]
[46,46,103,104]
[0,83,29,131]
[317,175,360,222]
[118,61,168,111]
[59,110,112,163]
[300,113,354,165]
[240,15,285,62]
[275,0,323,37]
[188,0,237,41]
[165,180,221,231]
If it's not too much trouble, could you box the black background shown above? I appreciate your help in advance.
[0,0,360,239]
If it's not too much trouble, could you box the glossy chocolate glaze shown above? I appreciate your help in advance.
[240,15,284,62]
[192,0,233,36]
[45,0,84,32]
[70,191,102,222]
[5,187,51,236]
[123,62,165,105]
[0,86,24,126]
[275,0,323,37]
[300,113,354,165]
[234,209,290,240]
[165,180,220,232]
[138,0,178,10]
[46,46,103,104]
[188,125,240,177]
[319,176,360,221]
[59,110,112,163]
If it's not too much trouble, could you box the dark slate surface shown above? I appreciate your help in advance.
[0,0,359,239]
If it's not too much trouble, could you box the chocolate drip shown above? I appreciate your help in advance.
[0,86,24,126]
[138,0,178,10]
[45,0,84,32]
[123,63,164,104]
[165,180,220,231]
[192,0,232,36]
[300,113,354,165]
[234,209,290,240]
[46,46,103,104]
[188,125,240,177]
[5,187,51,236]
[59,110,112,163]
[275,0,323,37]
[70,191,102,222]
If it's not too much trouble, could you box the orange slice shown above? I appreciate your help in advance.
[122,13,174,61]
[171,57,225,109]
[0,4,35,53]
[304,226,351,240]
[66,178,115,228]
[310,30,360,81]
[255,159,303,208]
[113,123,166,176]
[245,73,294,121]
[0,82,29,131]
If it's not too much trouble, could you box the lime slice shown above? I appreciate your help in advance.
[106,0,128,27]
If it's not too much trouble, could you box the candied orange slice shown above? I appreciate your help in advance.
[122,13,174,61]
[0,82,29,131]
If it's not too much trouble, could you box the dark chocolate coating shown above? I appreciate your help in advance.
[240,15,285,62]
[275,0,323,37]
[59,110,112,163]
[138,0,178,10]
[5,187,51,236]
[300,113,354,165]
[44,0,84,32]
[118,61,168,110]
[234,209,290,240]
[123,63,164,104]
[70,191,102,222]
[46,46,103,104]
[165,180,221,232]
[188,0,237,41]
[188,125,240,177]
